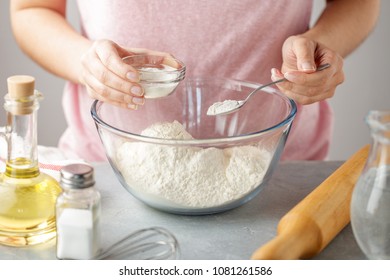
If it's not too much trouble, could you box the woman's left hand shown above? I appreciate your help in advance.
[272,35,345,105]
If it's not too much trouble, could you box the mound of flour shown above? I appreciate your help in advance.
[116,121,271,208]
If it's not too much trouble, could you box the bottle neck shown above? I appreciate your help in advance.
[367,111,390,168]
[4,99,40,178]
[368,139,390,168]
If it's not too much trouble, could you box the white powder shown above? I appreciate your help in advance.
[116,121,270,208]
[56,208,100,260]
[139,66,179,99]
[207,100,244,116]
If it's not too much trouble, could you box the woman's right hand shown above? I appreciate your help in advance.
[79,39,172,109]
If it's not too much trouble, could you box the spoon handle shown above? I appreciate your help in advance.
[246,63,331,101]
[272,63,331,85]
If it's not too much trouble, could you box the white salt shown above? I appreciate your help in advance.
[56,208,100,260]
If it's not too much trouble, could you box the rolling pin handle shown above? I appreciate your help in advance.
[251,145,370,260]
[251,215,322,260]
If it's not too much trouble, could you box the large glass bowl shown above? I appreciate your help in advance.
[91,77,296,215]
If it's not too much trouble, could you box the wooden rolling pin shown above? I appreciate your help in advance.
[251,145,370,260]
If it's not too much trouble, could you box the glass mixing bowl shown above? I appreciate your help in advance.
[91,77,296,215]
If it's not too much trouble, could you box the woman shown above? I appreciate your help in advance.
[10,0,380,161]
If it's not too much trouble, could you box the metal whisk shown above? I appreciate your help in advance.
[96,227,180,260]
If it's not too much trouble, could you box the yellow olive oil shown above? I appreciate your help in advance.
[0,158,62,246]
[0,76,62,247]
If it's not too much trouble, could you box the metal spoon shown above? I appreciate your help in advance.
[206,63,331,116]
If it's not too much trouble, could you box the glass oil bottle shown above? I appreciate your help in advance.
[0,75,62,246]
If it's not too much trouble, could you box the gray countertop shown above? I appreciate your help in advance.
[0,161,366,260]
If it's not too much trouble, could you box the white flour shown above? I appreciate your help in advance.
[116,121,270,208]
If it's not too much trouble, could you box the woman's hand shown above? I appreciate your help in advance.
[79,39,173,109]
[271,35,344,105]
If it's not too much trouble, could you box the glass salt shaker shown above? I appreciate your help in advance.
[56,163,101,260]
[351,110,390,260]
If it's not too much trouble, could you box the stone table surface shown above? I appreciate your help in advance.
[0,161,366,260]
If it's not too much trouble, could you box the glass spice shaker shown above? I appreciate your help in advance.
[351,110,390,260]
[56,163,101,260]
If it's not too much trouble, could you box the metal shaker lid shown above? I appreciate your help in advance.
[60,163,95,189]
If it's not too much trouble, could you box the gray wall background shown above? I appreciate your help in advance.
[1,1,389,160]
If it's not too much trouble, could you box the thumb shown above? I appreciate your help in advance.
[292,37,317,72]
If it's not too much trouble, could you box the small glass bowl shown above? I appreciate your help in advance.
[123,54,186,99]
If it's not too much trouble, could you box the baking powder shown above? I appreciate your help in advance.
[139,66,179,98]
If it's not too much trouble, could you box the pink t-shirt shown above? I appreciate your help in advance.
[60,0,332,161]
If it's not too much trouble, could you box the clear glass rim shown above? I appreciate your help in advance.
[122,54,186,72]
[90,78,297,145]
[366,110,390,131]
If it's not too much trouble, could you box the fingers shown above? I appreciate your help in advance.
[79,40,180,110]
[94,40,140,81]
[85,51,143,97]
[82,69,145,109]
[272,57,344,105]
[277,35,345,105]
[80,39,145,109]
[290,37,317,72]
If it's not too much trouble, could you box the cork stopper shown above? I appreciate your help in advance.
[7,75,35,98]
[5,75,38,115]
